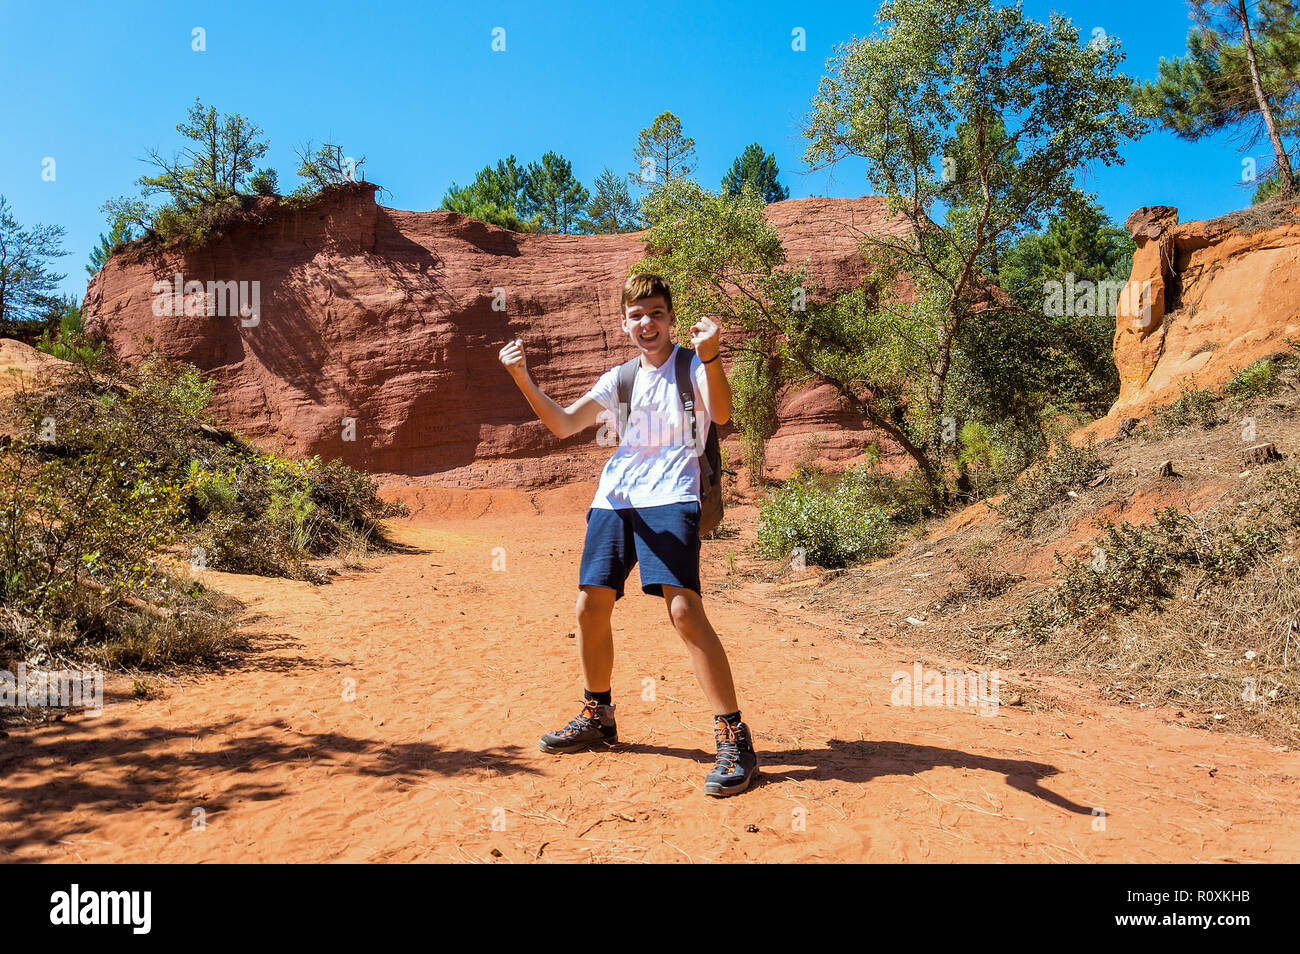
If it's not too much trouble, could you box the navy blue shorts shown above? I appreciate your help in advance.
[578,502,702,600]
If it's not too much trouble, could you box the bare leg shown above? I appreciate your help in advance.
[576,585,616,692]
[661,584,739,714]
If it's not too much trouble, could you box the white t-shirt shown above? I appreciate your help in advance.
[583,345,711,510]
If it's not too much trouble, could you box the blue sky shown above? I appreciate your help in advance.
[0,0,1273,302]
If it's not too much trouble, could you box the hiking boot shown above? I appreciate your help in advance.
[538,699,618,754]
[705,718,759,796]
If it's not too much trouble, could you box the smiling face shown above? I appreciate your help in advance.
[621,295,676,366]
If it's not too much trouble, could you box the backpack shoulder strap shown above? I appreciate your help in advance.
[614,356,641,433]
[674,346,696,412]
[674,347,713,476]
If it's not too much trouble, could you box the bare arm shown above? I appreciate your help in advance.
[699,355,732,426]
[689,317,732,425]
[499,337,605,439]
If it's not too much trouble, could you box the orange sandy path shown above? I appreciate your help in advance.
[3,484,1298,863]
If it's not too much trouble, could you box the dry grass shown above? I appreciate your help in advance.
[769,345,1300,745]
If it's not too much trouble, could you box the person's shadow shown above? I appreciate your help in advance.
[611,738,1094,814]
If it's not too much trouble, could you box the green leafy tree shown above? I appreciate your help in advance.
[137,97,269,212]
[963,196,1135,429]
[98,99,270,244]
[86,219,135,276]
[520,151,590,233]
[0,195,69,325]
[721,143,791,204]
[996,194,1135,305]
[441,155,542,231]
[577,167,642,233]
[1133,0,1300,197]
[630,112,697,191]
[797,0,1146,497]
[293,141,365,193]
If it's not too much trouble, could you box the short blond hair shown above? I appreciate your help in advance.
[621,273,673,316]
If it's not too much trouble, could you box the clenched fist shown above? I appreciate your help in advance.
[689,316,721,363]
[499,337,529,380]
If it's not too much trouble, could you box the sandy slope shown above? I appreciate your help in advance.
[2,483,1298,863]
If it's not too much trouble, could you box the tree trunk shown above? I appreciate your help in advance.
[827,378,945,509]
[1239,0,1296,195]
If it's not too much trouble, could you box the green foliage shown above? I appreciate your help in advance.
[1154,384,1220,431]
[136,356,215,421]
[1132,0,1299,195]
[440,155,542,231]
[1254,169,1288,203]
[630,112,697,190]
[520,151,590,233]
[0,433,242,670]
[97,103,370,247]
[287,141,365,203]
[86,218,135,276]
[721,143,790,204]
[13,351,408,588]
[729,351,782,483]
[994,440,1107,535]
[956,419,1044,501]
[1225,353,1292,400]
[249,167,279,196]
[578,167,642,234]
[0,194,69,324]
[1056,502,1287,621]
[137,97,269,208]
[1019,466,1300,645]
[98,98,272,248]
[797,0,1144,493]
[36,301,106,370]
[756,465,899,569]
[960,195,1132,426]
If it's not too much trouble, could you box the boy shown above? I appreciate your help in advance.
[497,273,759,796]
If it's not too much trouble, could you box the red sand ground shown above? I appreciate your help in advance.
[3,483,1298,863]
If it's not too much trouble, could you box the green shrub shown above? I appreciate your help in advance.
[756,465,898,569]
[1154,384,1219,431]
[993,440,1106,535]
[0,438,243,670]
[13,351,407,584]
[1225,358,1279,399]
[249,167,279,196]
[36,303,106,372]
[1049,473,1300,624]
[136,357,215,421]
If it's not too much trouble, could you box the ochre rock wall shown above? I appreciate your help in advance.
[1100,199,1300,431]
[83,183,913,487]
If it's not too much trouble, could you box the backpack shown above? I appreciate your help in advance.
[614,346,724,536]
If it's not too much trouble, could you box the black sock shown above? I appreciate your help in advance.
[585,688,612,706]
[715,710,742,724]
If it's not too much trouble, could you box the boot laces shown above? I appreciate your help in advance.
[714,719,746,772]
[562,699,607,737]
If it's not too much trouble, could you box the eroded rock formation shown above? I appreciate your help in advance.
[1103,198,1300,428]
[83,184,913,487]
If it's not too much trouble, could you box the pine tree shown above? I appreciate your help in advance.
[1134,0,1299,197]
[520,152,590,233]
[577,167,642,234]
[629,112,697,190]
[86,219,134,276]
[721,143,790,203]
[0,194,69,324]
[440,156,541,231]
